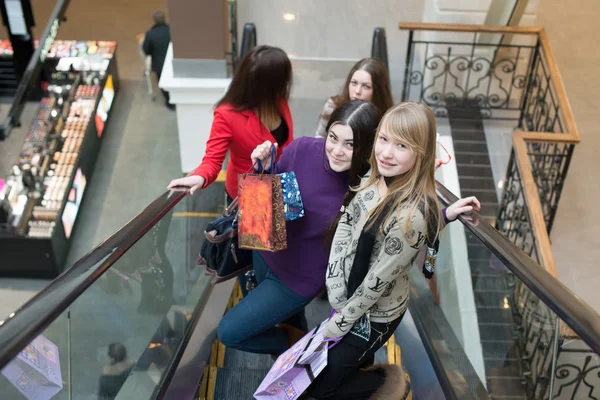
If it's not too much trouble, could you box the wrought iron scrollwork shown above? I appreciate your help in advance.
[551,341,600,399]
[496,151,538,260]
[527,142,575,232]
[520,54,564,134]
[402,41,535,118]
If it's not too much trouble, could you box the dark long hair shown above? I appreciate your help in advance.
[324,100,382,247]
[332,58,393,116]
[216,45,292,118]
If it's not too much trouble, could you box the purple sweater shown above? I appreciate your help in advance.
[260,137,349,298]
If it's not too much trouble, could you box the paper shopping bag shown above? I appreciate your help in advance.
[1,335,63,400]
[238,173,287,251]
[254,322,328,399]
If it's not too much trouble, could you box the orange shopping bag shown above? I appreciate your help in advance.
[238,170,287,252]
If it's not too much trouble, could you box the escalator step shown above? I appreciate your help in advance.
[461,189,498,203]
[473,290,512,308]
[223,346,274,370]
[460,176,497,191]
[472,275,510,291]
[474,307,513,325]
[478,323,516,342]
[213,367,272,400]
[453,140,489,154]
[467,243,492,259]
[456,163,493,178]
[454,152,492,165]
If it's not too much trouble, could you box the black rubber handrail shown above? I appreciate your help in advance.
[371,27,389,71]
[239,23,256,60]
[1,180,599,375]
[436,181,600,354]
[0,190,186,368]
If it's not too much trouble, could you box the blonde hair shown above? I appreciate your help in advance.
[360,102,443,241]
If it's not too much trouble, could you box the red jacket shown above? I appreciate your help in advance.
[192,101,294,198]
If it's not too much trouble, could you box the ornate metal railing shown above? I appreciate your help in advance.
[400,23,592,400]
[401,24,540,119]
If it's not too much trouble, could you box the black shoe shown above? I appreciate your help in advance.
[166,103,176,110]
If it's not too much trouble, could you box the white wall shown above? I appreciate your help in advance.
[236,0,426,101]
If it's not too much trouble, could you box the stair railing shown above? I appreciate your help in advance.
[399,22,586,399]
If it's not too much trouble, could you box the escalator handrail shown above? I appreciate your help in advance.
[0,190,186,368]
[370,27,389,71]
[1,180,599,371]
[436,181,600,354]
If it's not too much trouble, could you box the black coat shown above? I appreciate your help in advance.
[143,23,171,76]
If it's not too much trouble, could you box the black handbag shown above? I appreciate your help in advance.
[197,198,253,284]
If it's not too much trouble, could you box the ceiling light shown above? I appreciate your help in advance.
[282,13,296,22]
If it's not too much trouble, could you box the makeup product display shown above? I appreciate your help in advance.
[0,41,119,278]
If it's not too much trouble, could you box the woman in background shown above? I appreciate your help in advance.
[315,58,393,138]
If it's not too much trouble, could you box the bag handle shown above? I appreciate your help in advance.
[256,144,279,174]
[225,197,238,216]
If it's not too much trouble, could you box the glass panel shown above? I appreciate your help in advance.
[409,222,563,399]
[67,199,211,399]
[0,311,70,400]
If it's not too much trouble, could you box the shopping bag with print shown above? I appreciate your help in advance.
[279,171,305,221]
[257,149,305,222]
[1,335,63,400]
[254,321,329,399]
[238,149,287,252]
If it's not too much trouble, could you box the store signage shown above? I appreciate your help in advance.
[39,19,60,62]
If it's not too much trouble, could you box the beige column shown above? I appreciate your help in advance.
[167,0,228,78]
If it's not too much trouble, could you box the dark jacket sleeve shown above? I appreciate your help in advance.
[142,32,151,56]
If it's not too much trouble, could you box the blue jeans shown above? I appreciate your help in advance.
[217,252,312,355]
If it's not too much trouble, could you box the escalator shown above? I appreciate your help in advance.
[1,175,599,400]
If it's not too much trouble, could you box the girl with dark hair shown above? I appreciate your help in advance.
[217,100,382,356]
[315,58,393,138]
[167,45,294,200]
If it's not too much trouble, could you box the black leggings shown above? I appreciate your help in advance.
[307,314,404,400]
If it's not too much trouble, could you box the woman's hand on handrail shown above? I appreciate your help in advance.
[445,196,481,222]
[251,140,277,170]
[167,175,206,195]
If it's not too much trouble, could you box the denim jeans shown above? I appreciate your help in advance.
[217,252,313,355]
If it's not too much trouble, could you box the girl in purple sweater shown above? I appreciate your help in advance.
[217,100,476,357]
[218,100,381,356]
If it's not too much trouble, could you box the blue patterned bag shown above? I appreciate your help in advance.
[279,171,305,221]
[257,146,305,222]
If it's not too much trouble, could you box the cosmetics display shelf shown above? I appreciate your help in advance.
[0,41,119,278]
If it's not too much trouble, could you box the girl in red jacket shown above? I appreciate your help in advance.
[167,45,294,200]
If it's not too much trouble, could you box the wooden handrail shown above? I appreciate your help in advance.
[538,29,580,140]
[399,22,542,34]
[521,131,579,144]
